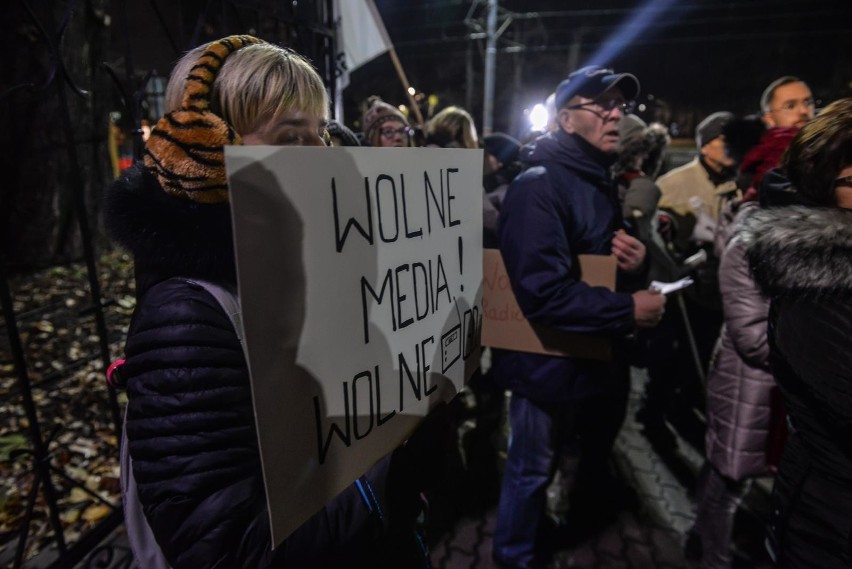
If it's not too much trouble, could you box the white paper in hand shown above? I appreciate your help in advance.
[649,276,694,295]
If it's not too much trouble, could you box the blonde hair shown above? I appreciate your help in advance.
[427,106,479,149]
[164,42,328,135]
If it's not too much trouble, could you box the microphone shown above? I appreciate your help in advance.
[682,249,707,269]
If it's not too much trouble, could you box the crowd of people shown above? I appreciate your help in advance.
[106,33,852,569]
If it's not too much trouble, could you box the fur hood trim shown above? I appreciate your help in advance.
[739,206,852,295]
[105,163,237,292]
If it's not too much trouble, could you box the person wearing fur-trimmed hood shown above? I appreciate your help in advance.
[740,97,852,568]
[687,112,798,569]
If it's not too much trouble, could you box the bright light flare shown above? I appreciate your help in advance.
[407,87,416,96]
[529,103,549,131]
[586,0,683,68]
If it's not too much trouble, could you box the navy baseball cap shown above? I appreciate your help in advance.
[554,65,640,110]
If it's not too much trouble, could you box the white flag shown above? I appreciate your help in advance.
[334,0,392,90]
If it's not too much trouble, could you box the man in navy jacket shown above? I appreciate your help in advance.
[492,66,666,569]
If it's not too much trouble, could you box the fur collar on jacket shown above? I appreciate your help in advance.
[105,162,237,295]
[739,205,852,296]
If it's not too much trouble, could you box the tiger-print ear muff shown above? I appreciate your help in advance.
[144,35,264,204]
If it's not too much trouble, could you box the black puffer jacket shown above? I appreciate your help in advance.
[106,164,417,568]
[742,206,852,568]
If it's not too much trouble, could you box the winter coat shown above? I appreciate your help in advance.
[482,189,501,249]
[483,163,522,249]
[106,164,423,569]
[704,201,773,481]
[742,206,852,568]
[713,196,741,259]
[657,158,738,311]
[492,129,637,402]
[657,157,736,222]
[657,158,737,263]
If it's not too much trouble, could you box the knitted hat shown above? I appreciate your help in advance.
[144,35,264,204]
[327,119,361,147]
[695,111,734,149]
[362,96,407,140]
[483,133,521,165]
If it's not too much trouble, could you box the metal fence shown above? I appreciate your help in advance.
[0,1,335,566]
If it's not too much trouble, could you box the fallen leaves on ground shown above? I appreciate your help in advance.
[0,249,135,563]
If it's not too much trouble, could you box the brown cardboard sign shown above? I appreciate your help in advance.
[481,249,617,360]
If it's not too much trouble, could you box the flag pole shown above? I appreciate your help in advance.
[387,48,425,127]
[483,0,498,136]
[365,0,425,127]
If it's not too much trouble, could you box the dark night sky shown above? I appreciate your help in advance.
[348,0,852,137]
[112,0,851,138]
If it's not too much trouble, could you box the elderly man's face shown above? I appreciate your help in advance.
[559,88,626,153]
[764,81,815,128]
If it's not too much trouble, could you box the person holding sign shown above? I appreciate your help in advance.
[491,66,665,569]
[106,35,441,569]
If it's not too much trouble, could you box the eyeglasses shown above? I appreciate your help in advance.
[566,98,634,118]
[380,126,412,139]
[833,175,852,188]
[772,98,816,113]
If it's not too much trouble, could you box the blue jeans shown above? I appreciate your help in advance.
[693,462,749,569]
[493,390,628,567]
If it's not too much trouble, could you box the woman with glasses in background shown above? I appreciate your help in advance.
[361,95,413,147]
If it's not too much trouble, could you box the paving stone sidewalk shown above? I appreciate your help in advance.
[429,368,774,569]
[65,368,773,569]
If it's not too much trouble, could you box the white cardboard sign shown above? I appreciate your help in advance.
[224,147,483,546]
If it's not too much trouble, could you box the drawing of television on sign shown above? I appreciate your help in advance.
[441,325,461,373]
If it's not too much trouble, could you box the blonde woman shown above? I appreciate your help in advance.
[107,36,437,569]
[426,105,479,149]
